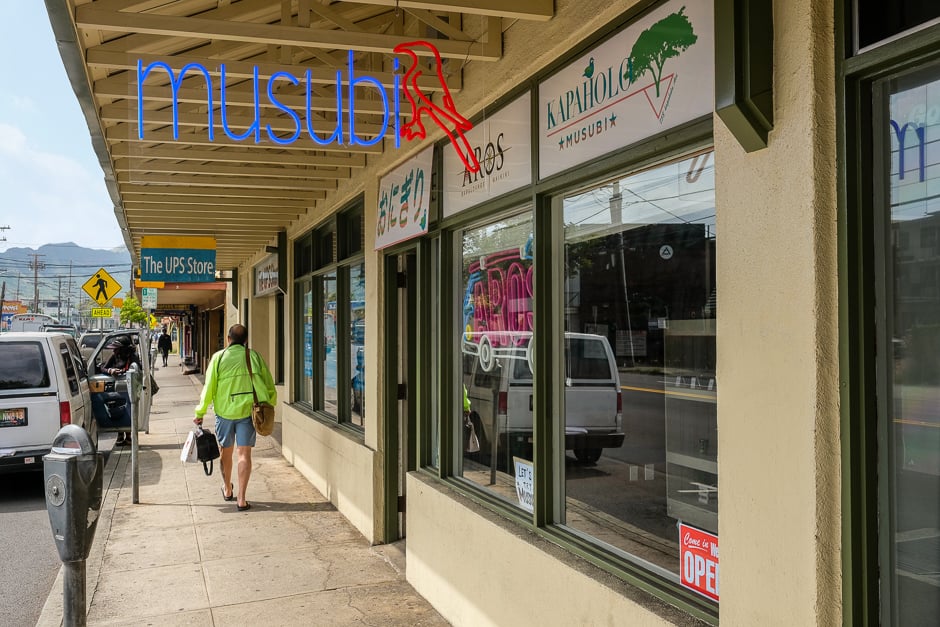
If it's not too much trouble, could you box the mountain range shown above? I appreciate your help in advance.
[0,242,131,309]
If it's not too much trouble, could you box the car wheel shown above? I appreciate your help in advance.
[574,448,602,465]
[478,335,496,372]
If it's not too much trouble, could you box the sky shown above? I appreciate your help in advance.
[0,3,126,253]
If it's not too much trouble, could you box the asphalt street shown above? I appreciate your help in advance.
[0,434,117,627]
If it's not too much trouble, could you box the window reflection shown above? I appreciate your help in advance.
[459,210,535,508]
[350,263,366,427]
[562,151,716,577]
[886,66,940,626]
[322,272,338,417]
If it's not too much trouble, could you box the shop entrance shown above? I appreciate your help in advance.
[384,250,417,541]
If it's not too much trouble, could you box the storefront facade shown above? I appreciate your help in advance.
[49,0,939,623]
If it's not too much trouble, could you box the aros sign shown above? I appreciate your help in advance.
[136,41,481,174]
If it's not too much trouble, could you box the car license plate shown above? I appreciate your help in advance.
[0,408,28,428]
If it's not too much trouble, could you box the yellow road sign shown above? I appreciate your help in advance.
[82,268,122,305]
[91,308,113,318]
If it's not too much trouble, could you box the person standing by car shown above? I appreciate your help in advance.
[194,324,276,511]
[157,327,172,367]
[104,336,142,445]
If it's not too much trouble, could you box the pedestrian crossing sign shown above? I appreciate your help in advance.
[82,268,122,305]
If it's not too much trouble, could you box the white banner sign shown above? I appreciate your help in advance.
[375,147,434,250]
[538,0,714,179]
[443,93,532,217]
[254,254,280,297]
[513,457,534,512]
[141,287,158,310]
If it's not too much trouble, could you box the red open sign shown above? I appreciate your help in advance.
[678,522,719,602]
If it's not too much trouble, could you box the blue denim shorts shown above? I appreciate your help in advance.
[215,416,256,448]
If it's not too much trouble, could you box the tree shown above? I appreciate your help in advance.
[119,294,149,327]
[624,7,698,97]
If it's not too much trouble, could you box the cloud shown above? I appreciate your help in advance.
[0,123,123,252]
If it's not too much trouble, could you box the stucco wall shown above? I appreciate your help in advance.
[281,403,376,542]
[714,0,840,624]
[407,474,703,627]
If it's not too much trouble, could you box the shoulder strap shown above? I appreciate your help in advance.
[244,345,260,403]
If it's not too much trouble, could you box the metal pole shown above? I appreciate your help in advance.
[129,369,139,504]
[62,561,87,626]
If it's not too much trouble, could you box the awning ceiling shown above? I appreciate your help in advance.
[47,0,553,270]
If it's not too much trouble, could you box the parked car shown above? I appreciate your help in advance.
[79,330,108,361]
[464,332,624,465]
[85,329,154,435]
[40,323,79,338]
[0,332,96,473]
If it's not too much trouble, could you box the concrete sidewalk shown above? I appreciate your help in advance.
[38,354,447,626]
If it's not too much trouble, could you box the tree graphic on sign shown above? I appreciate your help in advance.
[624,7,697,97]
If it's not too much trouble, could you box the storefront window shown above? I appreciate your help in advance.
[459,210,535,507]
[292,203,366,429]
[560,151,716,579]
[322,272,338,418]
[883,64,940,625]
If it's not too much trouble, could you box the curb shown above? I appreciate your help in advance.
[35,444,129,627]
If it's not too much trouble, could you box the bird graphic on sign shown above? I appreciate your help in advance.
[583,57,595,79]
[394,40,480,175]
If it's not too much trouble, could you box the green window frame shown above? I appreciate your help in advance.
[291,199,366,431]
[840,8,940,626]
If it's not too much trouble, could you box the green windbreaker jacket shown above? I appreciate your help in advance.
[195,344,277,420]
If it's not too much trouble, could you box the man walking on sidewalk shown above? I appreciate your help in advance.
[194,324,277,511]
[157,326,172,366]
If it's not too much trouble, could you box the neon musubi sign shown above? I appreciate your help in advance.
[136,41,481,173]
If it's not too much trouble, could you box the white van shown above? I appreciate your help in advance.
[9,313,59,333]
[465,332,624,465]
[0,332,96,473]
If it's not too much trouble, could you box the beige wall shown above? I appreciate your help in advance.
[281,404,377,542]
[714,0,840,623]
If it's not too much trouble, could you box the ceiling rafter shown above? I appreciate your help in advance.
[110,145,367,168]
[113,158,353,181]
[106,124,386,154]
[75,5,501,60]
[115,171,337,191]
[118,181,319,197]
[122,195,313,209]
[102,103,392,138]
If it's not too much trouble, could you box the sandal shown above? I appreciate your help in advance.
[221,485,235,502]
[237,502,251,511]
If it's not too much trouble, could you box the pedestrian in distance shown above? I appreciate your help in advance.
[157,326,172,367]
[194,324,277,511]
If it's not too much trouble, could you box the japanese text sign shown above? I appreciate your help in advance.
[375,147,433,250]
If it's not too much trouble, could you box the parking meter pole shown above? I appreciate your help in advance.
[128,368,139,504]
[63,562,87,627]
[43,424,103,627]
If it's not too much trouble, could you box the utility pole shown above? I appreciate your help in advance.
[57,276,62,319]
[29,254,45,313]
[67,261,73,327]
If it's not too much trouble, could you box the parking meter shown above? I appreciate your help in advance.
[43,424,103,563]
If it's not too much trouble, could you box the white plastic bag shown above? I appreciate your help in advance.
[180,429,199,463]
